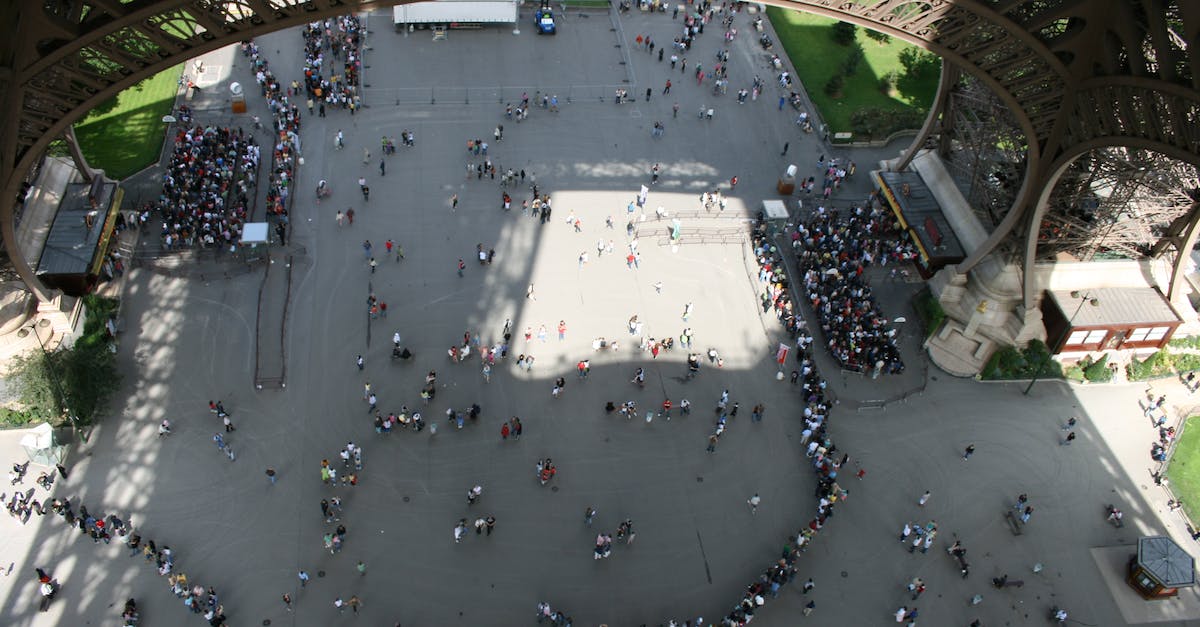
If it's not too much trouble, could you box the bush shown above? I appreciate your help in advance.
[831,21,857,46]
[865,29,891,44]
[0,408,41,429]
[842,42,865,76]
[849,106,927,139]
[1170,336,1200,350]
[879,71,900,95]
[913,288,945,339]
[1126,348,1200,381]
[1083,353,1113,382]
[824,74,845,98]
[980,340,1061,380]
[1063,364,1085,382]
[1127,350,1171,381]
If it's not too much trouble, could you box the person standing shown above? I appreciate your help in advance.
[747,493,761,514]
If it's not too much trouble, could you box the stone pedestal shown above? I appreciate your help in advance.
[925,254,1045,375]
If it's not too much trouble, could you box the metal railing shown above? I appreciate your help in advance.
[361,84,634,107]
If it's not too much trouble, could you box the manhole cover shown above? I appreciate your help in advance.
[403,496,410,503]
[841,571,848,577]
[317,570,325,577]
[696,477,704,482]
[931,376,938,381]
[263,621,271,626]
[551,486,559,492]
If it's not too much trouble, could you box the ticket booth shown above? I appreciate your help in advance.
[240,222,269,262]
[762,199,788,236]
[1127,536,1195,600]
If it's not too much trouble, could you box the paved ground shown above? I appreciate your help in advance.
[1,6,1198,627]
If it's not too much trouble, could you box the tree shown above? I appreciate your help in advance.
[864,29,891,44]
[898,47,941,81]
[842,42,866,76]
[5,296,122,430]
[824,75,845,98]
[831,21,857,46]
[8,351,65,422]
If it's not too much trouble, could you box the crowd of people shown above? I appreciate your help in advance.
[34,484,230,625]
[790,198,909,375]
[299,16,364,113]
[155,124,259,252]
[686,214,849,627]
[242,41,299,227]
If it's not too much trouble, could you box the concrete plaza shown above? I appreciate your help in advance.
[0,5,1197,627]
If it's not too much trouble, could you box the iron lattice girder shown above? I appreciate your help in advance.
[786,0,1200,165]
[1036,148,1200,261]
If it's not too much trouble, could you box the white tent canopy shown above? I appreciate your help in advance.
[393,1,519,25]
[19,422,64,466]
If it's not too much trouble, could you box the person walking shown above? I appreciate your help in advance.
[706,434,719,453]
[803,578,815,594]
[298,570,310,588]
[282,593,293,612]
[962,444,976,460]
[918,490,931,507]
[747,493,761,514]
[781,142,789,156]
[1063,416,1078,430]
[458,259,465,277]
[1061,431,1077,446]
[356,561,367,576]
[158,420,171,437]
[585,507,597,526]
[265,468,277,485]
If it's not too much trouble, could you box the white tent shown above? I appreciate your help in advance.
[240,222,270,261]
[19,423,64,466]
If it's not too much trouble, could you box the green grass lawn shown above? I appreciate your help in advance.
[1168,416,1200,522]
[766,8,936,137]
[73,64,183,180]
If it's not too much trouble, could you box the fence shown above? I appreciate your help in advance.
[361,84,634,107]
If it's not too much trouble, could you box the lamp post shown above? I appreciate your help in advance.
[1023,290,1099,395]
[16,320,78,438]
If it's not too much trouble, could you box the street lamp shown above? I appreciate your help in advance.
[1023,290,1099,395]
[16,319,77,437]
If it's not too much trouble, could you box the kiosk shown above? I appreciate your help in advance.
[1127,536,1195,600]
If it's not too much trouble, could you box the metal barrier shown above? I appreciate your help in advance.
[361,84,635,107]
